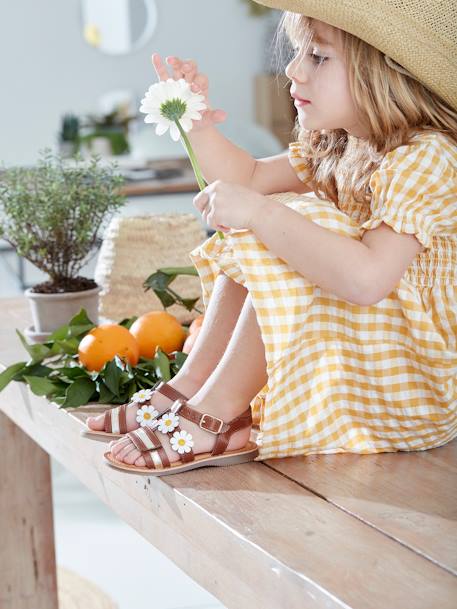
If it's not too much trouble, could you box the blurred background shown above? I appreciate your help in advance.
[0,1,295,607]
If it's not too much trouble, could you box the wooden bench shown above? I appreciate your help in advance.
[1,297,456,609]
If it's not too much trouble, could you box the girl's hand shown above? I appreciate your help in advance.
[151,53,227,132]
[193,180,268,232]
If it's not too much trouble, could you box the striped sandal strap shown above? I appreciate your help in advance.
[104,403,129,434]
[127,424,194,470]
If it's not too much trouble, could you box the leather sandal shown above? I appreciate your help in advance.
[103,398,259,475]
[81,381,188,440]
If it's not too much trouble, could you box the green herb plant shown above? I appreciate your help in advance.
[0,149,126,293]
[0,309,187,409]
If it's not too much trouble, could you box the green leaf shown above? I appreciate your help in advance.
[52,338,80,355]
[118,316,137,329]
[180,297,201,312]
[143,270,174,292]
[153,290,177,308]
[153,348,171,381]
[0,362,27,392]
[102,359,122,396]
[60,377,96,408]
[97,381,115,404]
[16,330,51,364]
[23,375,59,397]
[57,366,90,380]
[48,323,70,342]
[22,363,54,377]
[67,308,96,338]
[158,266,198,276]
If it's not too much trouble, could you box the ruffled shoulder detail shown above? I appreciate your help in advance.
[288,141,313,185]
[360,132,457,249]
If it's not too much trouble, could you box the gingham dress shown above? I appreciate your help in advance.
[188,131,457,460]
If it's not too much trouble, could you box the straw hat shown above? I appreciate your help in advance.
[252,0,457,111]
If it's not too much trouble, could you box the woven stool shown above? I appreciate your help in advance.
[95,213,207,324]
[57,566,118,609]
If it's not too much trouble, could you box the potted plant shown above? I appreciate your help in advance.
[58,113,80,158]
[0,149,126,342]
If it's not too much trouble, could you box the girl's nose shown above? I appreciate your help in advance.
[285,54,309,84]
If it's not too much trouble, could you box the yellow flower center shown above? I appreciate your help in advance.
[143,413,151,420]
[178,439,186,446]
[165,419,172,425]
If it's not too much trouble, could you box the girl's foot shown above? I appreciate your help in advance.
[108,395,251,468]
[86,376,204,434]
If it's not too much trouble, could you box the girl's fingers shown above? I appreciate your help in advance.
[151,53,169,81]
[168,56,184,80]
[182,59,197,83]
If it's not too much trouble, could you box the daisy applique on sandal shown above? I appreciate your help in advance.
[81,381,189,440]
[103,398,259,476]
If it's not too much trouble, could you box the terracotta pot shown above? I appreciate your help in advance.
[24,284,102,339]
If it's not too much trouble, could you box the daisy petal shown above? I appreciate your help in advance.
[156,122,170,136]
[169,123,180,141]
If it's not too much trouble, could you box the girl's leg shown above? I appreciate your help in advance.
[112,292,268,466]
[87,273,248,430]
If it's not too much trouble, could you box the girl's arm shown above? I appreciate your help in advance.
[252,198,423,306]
[188,125,312,195]
[153,55,311,195]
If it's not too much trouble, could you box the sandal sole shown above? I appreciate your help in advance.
[103,441,260,476]
[81,429,124,440]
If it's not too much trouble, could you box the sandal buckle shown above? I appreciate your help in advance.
[199,413,224,434]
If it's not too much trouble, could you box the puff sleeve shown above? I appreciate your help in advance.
[288,141,314,185]
[360,134,457,250]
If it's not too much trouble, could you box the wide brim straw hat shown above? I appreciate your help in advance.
[252,0,457,112]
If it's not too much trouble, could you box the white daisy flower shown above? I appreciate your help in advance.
[136,405,160,428]
[139,78,225,241]
[170,430,194,454]
[157,412,180,434]
[131,388,153,404]
[139,78,206,142]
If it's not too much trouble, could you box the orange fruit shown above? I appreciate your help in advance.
[78,324,140,372]
[129,311,186,358]
[189,314,204,334]
[182,325,201,354]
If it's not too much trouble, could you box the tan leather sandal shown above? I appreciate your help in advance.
[81,381,188,440]
[103,398,259,475]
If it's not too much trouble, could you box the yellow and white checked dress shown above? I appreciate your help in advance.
[189,131,457,460]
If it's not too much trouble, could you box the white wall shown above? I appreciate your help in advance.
[0,0,277,166]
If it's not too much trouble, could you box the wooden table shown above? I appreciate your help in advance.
[1,298,456,609]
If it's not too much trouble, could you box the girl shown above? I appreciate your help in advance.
[91,0,457,476]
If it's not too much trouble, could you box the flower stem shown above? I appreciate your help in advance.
[175,120,224,240]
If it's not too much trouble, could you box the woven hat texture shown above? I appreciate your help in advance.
[253,0,457,111]
[95,214,206,324]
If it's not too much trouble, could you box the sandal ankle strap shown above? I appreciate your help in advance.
[171,399,252,436]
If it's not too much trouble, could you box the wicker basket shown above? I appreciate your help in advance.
[95,214,207,325]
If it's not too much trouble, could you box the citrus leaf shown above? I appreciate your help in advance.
[16,330,52,364]
[158,266,198,276]
[153,348,171,381]
[67,308,96,337]
[57,366,90,380]
[102,359,122,396]
[153,290,177,308]
[180,297,200,311]
[98,381,115,404]
[60,377,96,408]
[23,375,63,397]
[119,316,137,329]
[143,270,174,291]
[0,362,27,392]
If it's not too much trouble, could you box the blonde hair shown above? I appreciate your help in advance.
[277,12,457,206]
